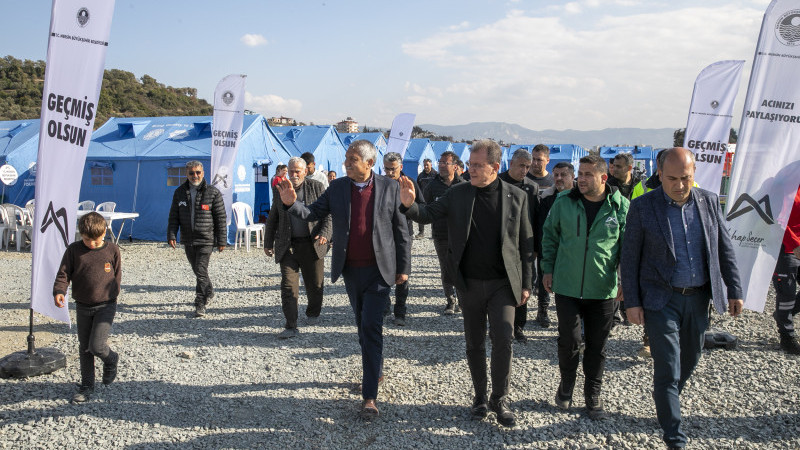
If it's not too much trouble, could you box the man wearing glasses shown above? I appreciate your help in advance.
[422,150,466,314]
[382,152,424,325]
[168,161,227,317]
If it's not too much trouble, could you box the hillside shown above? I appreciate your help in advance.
[0,55,212,127]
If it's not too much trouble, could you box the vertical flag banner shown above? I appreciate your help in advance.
[30,0,115,324]
[726,0,800,312]
[386,113,416,158]
[210,74,246,226]
[683,60,744,193]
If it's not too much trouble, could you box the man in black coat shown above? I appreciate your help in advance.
[264,157,332,338]
[400,139,534,428]
[498,148,539,343]
[415,158,437,238]
[167,161,227,317]
[423,150,465,314]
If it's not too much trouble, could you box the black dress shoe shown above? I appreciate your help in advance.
[488,398,516,427]
[102,351,119,385]
[471,395,488,420]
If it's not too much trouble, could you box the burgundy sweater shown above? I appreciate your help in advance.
[53,241,121,305]
[345,179,377,267]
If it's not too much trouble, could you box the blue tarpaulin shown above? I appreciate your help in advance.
[0,119,40,205]
[273,125,346,177]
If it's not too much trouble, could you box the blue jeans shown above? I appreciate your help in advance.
[645,289,710,448]
[342,265,390,400]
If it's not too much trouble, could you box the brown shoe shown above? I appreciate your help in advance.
[361,399,379,420]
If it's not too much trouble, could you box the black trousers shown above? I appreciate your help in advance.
[184,245,214,306]
[773,248,800,336]
[535,255,550,308]
[76,301,118,388]
[433,238,457,301]
[385,280,409,318]
[279,239,325,328]
[555,294,615,398]
[457,278,516,402]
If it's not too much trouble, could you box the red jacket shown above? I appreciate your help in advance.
[783,185,800,253]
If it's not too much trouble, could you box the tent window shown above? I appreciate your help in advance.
[167,167,186,186]
[90,167,113,186]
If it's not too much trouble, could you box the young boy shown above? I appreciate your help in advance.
[53,212,122,403]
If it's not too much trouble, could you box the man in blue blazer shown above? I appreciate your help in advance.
[277,140,411,420]
[621,147,743,449]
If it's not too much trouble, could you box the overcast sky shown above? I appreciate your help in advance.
[2,0,772,130]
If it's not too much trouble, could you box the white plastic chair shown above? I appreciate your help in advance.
[25,202,35,226]
[95,202,116,212]
[231,202,258,252]
[245,203,265,248]
[0,206,9,250]
[78,200,95,211]
[3,204,32,251]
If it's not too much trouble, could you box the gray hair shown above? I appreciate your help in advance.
[613,152,634,167]
[185,160,203,170]
[288,156,307,169]
[470,139,502,165]
[348,139,377,165]
[383,152,403,164]
[511,148,533,163]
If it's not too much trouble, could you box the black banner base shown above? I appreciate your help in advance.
[0,348,66,378]
[704,330,738,350]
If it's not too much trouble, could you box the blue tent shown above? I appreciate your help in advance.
[82,115,293,243]
[547,144,588,172]
[273,125,346,177]
[404,139,436,177]
[599,145,656,176]
[430,141,454,163]
[0,119,40,205]
[339,132,387,174]
[452,142,470,163]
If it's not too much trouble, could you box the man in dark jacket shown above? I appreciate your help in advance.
[423,150,465,314]
[498,148,539,343]
[383,152,424,325]
[167,161,227,317]
[264,157,332,338]
[536,162,576,327]
[400,139,534,427]
[415,158,437,238]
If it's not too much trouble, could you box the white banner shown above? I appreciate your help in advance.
[386,113,415,158]
[210,74,246,226]
[726,0,800,312]
[683,60,744,193]
[30,0,115,324]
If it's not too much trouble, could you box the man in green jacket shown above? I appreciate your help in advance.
[541,154,629,420]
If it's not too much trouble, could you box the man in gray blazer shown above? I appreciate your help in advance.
[277,140,411,420]
[264,157,331,339]
[621,147,743,449]
[400,139,534,428]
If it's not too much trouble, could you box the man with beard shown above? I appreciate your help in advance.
[167,161,227,317]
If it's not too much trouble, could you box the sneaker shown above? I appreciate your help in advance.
[488,398,516,427]
[194,305,206,317]
[72,385,94,403]
[102,352,119,385]
[585,396,609,421]
[306,316,319,326]
[443,303,455,315]
[514,327,527,344]
[278,328,298,339]
[554,382,573,410]
[393,316,406,326]
[471,395,488,420]
[780,334,800,355]
[638,345,652,359]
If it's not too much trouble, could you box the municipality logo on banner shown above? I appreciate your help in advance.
[682,60,744,194]
[386,113,416,158]
[30,0,115,325]
[726,0,800,313]
[210,74,246,228]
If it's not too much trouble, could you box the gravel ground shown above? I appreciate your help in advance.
[1,238,799,449]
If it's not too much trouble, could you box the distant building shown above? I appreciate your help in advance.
[336,117,359,133]
[268,116,296,126]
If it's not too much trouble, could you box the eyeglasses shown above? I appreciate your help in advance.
[188,171,203,175]
[438,161,456,166]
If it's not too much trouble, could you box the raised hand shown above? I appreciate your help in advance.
[398,176,416,208]
[277,178,297,206]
